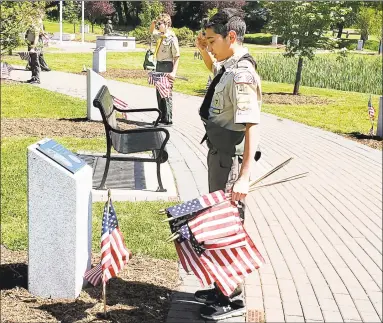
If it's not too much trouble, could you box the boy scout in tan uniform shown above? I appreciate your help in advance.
[149,14,180,125]
[193,8,262,321]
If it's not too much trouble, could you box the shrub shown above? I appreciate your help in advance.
[172,27,195,46]
[338,39,380,51]
[244,33,284,45]
[130,26,151,43]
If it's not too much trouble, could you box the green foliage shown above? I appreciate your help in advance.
[357,6,377,41]
[266,2,340,60]
[138,0,164,27]
[207,8,218,20]
[244,33,284,45]
[172,27,195,46]
[338,38,380,51]
[255,53,382,95]
[0,1,46,54]
[130,26,151,43]
[63,0,80,33]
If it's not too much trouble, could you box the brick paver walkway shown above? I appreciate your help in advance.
[9,68,382,323]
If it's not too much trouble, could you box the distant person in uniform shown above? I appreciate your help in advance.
[194,8,262,321]
[149,13,180,126]
[25,18,51,84]
[25,19,50,74]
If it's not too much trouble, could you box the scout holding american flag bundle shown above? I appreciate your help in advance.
[148,71,174,99]
[162,158,308,297]
[84,190,132,315]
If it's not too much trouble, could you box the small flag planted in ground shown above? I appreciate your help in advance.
[368,96,375,136]
[0,62,12,79]
[112,96,129,110]
[84,196,131,286]
[148,72,174,98]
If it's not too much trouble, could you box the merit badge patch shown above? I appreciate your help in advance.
[234,71,254,84]
[236,83,250,94]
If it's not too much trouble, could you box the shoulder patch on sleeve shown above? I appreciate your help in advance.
[234,70,255,84]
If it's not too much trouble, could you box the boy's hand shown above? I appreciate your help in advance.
[195,32,207,51]
[231,178,249,202]
[166,72,176,80]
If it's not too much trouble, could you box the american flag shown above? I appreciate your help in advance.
[0,62,12,79]
[84,199,131,286]
[148,72,174,98]
[169,191,265,296]
[112,96,129,111]
[18,52,31,61]
[167,190,226,219]
[368,96,375,120]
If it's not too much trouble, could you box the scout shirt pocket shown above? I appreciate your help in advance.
[210,82,225,116]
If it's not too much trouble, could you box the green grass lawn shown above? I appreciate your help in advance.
[44,19,103,43]
[1,84,177,259]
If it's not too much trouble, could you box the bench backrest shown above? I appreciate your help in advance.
[93,85,118,130]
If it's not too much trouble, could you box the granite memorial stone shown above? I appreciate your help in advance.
[93,46,106,73]
[28,138,92,299]
[87,68,107,121]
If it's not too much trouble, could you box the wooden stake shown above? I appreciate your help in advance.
[103,281,107,316]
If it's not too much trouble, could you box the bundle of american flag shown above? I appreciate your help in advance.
[368,96,375,136]
[148,71,174,98]
[0,62,13,79]
[112,95,129,120]
[84,195,131,287]
[162,158,307,296]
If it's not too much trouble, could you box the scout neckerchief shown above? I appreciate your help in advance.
[199,66,226,120]
[154,34,166,58]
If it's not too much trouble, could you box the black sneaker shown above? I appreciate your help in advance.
[200,301,246,321]
[194,287,219,305]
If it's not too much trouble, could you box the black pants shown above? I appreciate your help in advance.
[155,61,173,123]
[29,52,41,82]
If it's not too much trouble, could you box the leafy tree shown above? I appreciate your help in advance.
[161,1,176,17]
[113,1,125,25]
[85,1,115,33]
[266,2,340,95]
[357,6,378,43]
[202,1,245,14]
[63,0,80,33]
[242,1,268,33]
[0,1,46,54]
[138,0,163,27]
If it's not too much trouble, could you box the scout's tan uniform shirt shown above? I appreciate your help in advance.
[152,30,180,62]
[209,48,262,131]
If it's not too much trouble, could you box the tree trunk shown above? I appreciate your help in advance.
[73,23,76,33]
[293,57,303,95]
[122,1,129,26]
[91,22,94,33]
[337,23,344,38]
[115,1,124,25]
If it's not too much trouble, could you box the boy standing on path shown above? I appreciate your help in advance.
[194,8,262,321]
[149,13,180,126]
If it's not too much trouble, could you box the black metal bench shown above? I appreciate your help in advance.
[93,85,170,192]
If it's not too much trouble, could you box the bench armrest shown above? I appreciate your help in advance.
[114,107,162,126]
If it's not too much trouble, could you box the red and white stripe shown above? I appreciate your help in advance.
[84,263,102,286]
[101,227,131,283]
[189,201,241,243]
[198,190,226,208]
[112,96,129,111]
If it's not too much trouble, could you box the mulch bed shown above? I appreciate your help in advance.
[1,118,135,138]
[1,245,179,323]
[344,133,383,150]
[99,69,149,80]
[262,92,333,105]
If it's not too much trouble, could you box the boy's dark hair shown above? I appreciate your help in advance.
[204,8,246,43]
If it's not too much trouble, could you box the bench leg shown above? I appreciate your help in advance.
[98,143,111,190]
[156,162,167,192]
